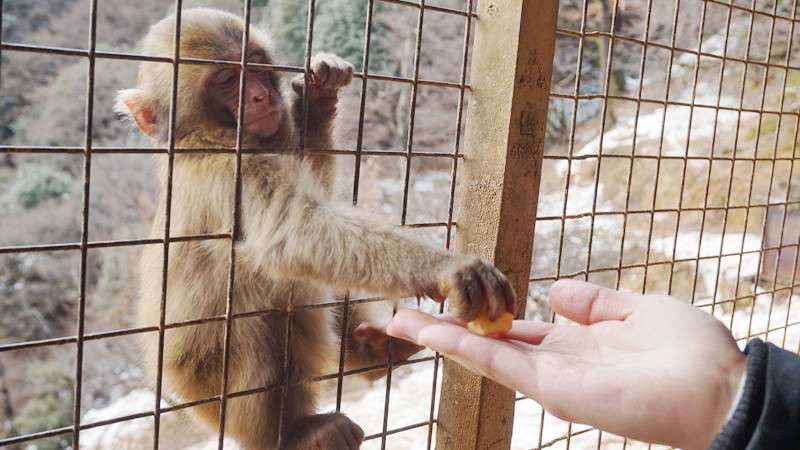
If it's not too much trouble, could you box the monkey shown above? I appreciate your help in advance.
[116,8,515,450]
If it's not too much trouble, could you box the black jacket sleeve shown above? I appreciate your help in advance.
[709,338,800,450]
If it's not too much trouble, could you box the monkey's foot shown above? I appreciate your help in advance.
[353,322,425,362]
[345,322,424,381]
[283,413,364,450]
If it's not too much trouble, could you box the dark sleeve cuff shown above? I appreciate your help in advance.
[709,338,800,450]
[708,339,767,450]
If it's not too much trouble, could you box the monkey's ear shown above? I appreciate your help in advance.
[115,89,160,139]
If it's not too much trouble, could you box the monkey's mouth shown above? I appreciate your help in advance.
[244,108,281,125]
[242,109,283,137]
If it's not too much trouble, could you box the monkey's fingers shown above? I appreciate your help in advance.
[427,284,448,303]
[432,293,448,303]
[310,59,330,86]
[475,263,506,320]
[438,258,516,323]
[308,53,354,90]
[465,264,516,336]
[439,264,485,322]
[485,266,517,319]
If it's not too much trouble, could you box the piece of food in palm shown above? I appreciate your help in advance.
[467,311,514,337]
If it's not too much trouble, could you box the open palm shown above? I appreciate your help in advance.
[386,280,746,450]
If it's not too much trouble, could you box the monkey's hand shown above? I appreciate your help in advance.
[292,53,355,112]
[433,257,516,323]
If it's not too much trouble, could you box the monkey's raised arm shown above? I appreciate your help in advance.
[288,54,354,145]
[237,169,515,322]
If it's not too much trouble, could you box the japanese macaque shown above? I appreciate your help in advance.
[117,8,515,450]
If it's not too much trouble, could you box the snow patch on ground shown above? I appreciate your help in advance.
[575,95,737,158]
[652,232,762,300]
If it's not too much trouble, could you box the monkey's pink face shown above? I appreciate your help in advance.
[206,64,284,138]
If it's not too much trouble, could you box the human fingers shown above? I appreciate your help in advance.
[422,313,553,345]
[504,320,555,345]
[548,280,639,324]
[386,309,537,389]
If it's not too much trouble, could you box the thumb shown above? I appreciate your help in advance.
[548,280,639,324]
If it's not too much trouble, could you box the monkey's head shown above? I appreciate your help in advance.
[116,8,289,145]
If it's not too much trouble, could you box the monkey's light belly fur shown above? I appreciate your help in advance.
[467,312,514,337]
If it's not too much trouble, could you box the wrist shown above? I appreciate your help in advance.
[687,350,747,450]
[707,339,768,450]
[723,364,747,422]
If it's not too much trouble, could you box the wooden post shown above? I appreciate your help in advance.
[435,1,557,449]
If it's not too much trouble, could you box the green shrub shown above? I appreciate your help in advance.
[12,359,73,450]
[3,164,73,210]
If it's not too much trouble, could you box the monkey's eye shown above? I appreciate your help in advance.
[214,69,238,87]
[252,69,275,85]
[251,69,279,89]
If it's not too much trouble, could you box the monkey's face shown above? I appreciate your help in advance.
[116,9,290,144]
[201,56,285,138]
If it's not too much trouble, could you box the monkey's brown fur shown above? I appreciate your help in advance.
[121,8,514,450]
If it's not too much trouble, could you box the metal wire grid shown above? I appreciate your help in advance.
[0,0,475,448]
[7,0,796,447]
[523,0,800,448]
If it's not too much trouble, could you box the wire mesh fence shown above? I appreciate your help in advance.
[0,0,475,448]
[1,0,799,449]
[521,0,800,447]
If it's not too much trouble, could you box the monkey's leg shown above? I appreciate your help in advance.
[170,366,282,449]
[184,313,361,450]
[165,339,317,450]
[185,367,320,450]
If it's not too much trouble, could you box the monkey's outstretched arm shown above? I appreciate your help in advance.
[238,180,515,322]
[242,187,446,298]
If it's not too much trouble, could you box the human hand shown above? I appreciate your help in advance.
[386,280,746,450]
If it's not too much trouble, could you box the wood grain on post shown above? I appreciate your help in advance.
[435,1,557,449]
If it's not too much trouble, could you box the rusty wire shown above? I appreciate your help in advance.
[150,0,184,446]
[7,0,798,447]
[0,0,476,448]
[70,0,99,447]
[525,0,800,448]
